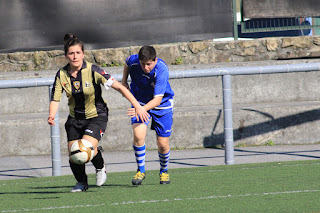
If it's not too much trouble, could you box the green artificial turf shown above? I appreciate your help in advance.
[1,160,320,213]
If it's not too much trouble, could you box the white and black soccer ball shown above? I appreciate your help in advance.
[69,139,95,164]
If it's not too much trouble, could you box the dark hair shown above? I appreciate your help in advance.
[138,45,156,61]
[63,33,84,55]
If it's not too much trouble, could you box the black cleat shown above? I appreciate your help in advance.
[132,170,146,185]
[159,171,170,184]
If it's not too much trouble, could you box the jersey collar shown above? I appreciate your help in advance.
[62,60,87,74]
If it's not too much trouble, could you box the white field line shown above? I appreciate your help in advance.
[111,189,320,205]
[1,204,106,213]
[2,189,320,212]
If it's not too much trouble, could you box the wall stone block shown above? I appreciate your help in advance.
[310,45,320,57]
[313,36,320,46]
[0,62,24,72]
[92,47,130,66]
[214,41,236,50]
[154,44,182,65]
[266,38,280,51]
[47,50,64,57]
[238,39,261,48]
[0,54,7,62]
[278,49,310,59]
[187,41,211,54]
[33,51,48,67]
[8,52,33,62]
[215,51,231,62]
[282,36,313,49]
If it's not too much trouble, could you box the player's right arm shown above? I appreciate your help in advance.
[48,71,63,126]
[48,101,60,126]
[111,80,149,123]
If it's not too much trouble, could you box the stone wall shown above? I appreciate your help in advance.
[1,36,320,72]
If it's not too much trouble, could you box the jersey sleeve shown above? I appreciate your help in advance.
[51,71,63,102]
[154,65,169,97]
[92,64,116,90]
[125,54,139,67]
[125,56,131,66]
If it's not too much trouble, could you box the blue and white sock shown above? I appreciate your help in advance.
[133,144,146,173]
[159,150,170,174]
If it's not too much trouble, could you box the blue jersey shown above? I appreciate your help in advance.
[126,54,174,110]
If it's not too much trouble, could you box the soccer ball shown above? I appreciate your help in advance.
[69,139,95,164]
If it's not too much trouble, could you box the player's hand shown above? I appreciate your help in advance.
[127,108,136,117]
[135,106,149,123]
[127,107,150,123]
[48,116,55,126]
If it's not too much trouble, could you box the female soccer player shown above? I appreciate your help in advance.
[48,33,149,192]
[122,45,174,185]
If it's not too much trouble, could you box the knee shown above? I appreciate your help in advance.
[157,137,170,152]
[157,143,170,153]
[133,136,145,146]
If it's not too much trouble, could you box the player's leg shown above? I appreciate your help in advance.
[151,110,173,184]
[81,135,106,187]
[65,117,89,192]
[157,136,171,184]
[157,136,170,172]
[84,116,108,187]
[133,122,148,172]
[68,151,88,192]
[131,122,148,185]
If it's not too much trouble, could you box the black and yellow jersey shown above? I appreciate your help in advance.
[51,61,114,119]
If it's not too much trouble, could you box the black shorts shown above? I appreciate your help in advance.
[65,115,108,142]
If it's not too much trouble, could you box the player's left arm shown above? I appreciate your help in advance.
[126,96,162,119]
[92,64,149,122]
[111,80,150,122]
[140,96,163,111]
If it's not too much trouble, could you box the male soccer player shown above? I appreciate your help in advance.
[122,45,174,185]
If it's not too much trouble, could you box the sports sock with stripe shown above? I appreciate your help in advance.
[133,144,146,173]
[159,150,170,174]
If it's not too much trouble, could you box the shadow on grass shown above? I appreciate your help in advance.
[0,183,135,196]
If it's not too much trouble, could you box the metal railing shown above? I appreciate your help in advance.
[232,0,320,39]
[1,62,320,175]
[240,17,320,33]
